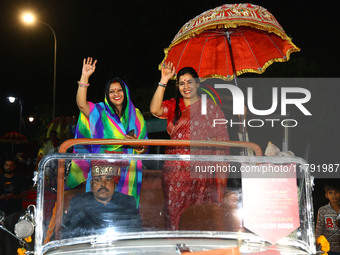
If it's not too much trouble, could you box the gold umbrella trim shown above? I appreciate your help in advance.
[171,19,291,48]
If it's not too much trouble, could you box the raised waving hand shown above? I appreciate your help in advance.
[160,61,175,84]
[81,57,97,79]
[77,57,97,118]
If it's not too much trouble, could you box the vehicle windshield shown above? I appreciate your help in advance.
[36,152,315,254]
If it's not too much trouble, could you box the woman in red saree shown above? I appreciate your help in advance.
[150,63,230,230]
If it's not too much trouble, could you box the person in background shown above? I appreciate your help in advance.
[316,183,340,255]
[42,130,60,157]
[0,154,29,216]
[66,115,78,138]
[0,154,30,255]
[150,62,230,230]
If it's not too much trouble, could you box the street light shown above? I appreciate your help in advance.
[21,12,57,120]
[8,96,16,103]
[7,96,23,133]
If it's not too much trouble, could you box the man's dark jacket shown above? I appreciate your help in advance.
[61,191,141,238]
[0,173,28,215]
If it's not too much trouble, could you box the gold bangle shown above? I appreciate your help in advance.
[135,146,146,153]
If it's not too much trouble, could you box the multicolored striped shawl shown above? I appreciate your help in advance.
[67,80,148,207]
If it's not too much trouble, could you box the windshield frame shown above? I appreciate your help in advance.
[35,151,315,255]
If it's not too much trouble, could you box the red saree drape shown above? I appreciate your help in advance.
[160,98,230,230]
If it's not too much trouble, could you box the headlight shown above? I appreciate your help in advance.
[14,205,36,239]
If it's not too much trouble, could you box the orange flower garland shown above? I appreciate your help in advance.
[17,236,32,255]
[317,235,330,255]
[17,248,26,255]
[24,236,32,243]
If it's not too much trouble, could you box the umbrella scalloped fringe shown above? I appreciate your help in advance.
[0,131,28,144]
[170,20,292,48]
[160,40,300,81]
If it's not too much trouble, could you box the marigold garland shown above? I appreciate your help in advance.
[17,247,26,255]
[317,235,330,255]
[17,236,32,254]
[24,236,32,243]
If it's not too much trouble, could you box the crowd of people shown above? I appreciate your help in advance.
[0,57,338,254]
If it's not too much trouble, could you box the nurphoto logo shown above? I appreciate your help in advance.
[200,83,312,128]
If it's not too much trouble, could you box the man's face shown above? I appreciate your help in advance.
[91,175,115,204]
[3,160,16,174]
[325,189,340,203]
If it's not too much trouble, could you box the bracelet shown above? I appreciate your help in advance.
[158,82,167,88]
[78,81,90,87]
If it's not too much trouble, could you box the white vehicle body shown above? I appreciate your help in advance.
[31,139,315,254]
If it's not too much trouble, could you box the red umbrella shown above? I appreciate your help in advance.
[161,3,300,79]
[0,131,28,144]
[161,3,300,149]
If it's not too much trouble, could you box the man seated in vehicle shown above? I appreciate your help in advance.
[61,160,141,238]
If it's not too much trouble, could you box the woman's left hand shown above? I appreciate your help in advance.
[125,133,137,140]
[125,134,145,152]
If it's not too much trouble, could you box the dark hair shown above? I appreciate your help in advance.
[104,77,128,116]
[173,67,199,125]
[49,130,57,137]
[325,184,340,193]
[1,154,16,168]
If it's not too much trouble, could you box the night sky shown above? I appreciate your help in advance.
[0,0,339,167]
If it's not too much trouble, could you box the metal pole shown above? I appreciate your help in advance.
[226,29,248,151]
[0,225,23,243]
[282,123,289,151]
[38,21,57,120]
[19,99,23,133]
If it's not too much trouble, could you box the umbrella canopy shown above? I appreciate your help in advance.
[0,131,28,144]
[161,3,300,79]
